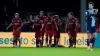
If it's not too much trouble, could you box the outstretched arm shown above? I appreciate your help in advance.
[6,23,12,30]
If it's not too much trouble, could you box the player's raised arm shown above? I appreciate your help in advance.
[6,23,12,30]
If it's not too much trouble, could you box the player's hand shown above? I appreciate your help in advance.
[95,9,98,13]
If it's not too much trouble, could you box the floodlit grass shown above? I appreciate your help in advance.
[0,47,100,56]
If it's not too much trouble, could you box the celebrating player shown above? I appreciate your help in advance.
[6,13,23,47]
[32,15,44,47]
[54,15,62,47]
[45,13,58,47]
[39,11,47,47]
[65,12,78,48]
[86,2,98,51]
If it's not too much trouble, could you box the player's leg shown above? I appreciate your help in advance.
[36,37,39,47]
[89,27,97,50]
[13,35,17,47]
[35,33,39,47]
[36,36,41,47]
[56,37,59,47]
[49,36,52,47]
[49,31,53,47]
[17,37,21,47]
[54,31,57,46]
[46,31,49,46]
[73,37,76,48]
[38,36,42,47]
[87,33,92,50]
[16,33,21,47]
[41,34,44,47]
[86,27,93,51]
[56,32,60,47]
[91,32,96,48]
[91,27,97,48]
[68,35,73,48]
[46,35,48,46]
[37,32,42,47]
[54,36,56,46]
[73,33,77,48]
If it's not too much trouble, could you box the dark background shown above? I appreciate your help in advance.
[1,0,100,32]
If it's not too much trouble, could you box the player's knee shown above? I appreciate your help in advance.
[90,38,93,43]
[87,34,92,39]
[92,33,97,38]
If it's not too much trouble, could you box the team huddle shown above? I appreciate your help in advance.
[6,2,98,51]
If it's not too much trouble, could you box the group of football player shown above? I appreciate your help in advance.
[6,2,98,51]
[6,10,78,48]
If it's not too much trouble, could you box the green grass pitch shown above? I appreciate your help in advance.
[0,48,100,56]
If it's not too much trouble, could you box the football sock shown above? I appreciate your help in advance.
[54,36,56,46]
[87,39,90,46]
[46,36,48,45]
[49,36,52,45]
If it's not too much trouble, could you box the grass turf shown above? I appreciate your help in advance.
[0,48,100,56]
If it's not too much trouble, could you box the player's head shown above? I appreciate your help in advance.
[55,15,59,19]
[15,13,19,18]
[68,12,74,18]
[40,11,44,17]
[89,2,94,9]
[30,14,33,19]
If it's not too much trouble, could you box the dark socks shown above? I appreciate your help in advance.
[36,38,39,47]
[41,34,44,47]
[69,38,73,47]
[46,36,48,45]
[54,36,56,46]
[92,38,95,48]
[87,39,90,46]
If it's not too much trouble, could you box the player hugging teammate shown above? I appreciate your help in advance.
[53,15,62,47]
[45,13,58,47]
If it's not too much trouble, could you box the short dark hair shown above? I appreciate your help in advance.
[89,2,94,6]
